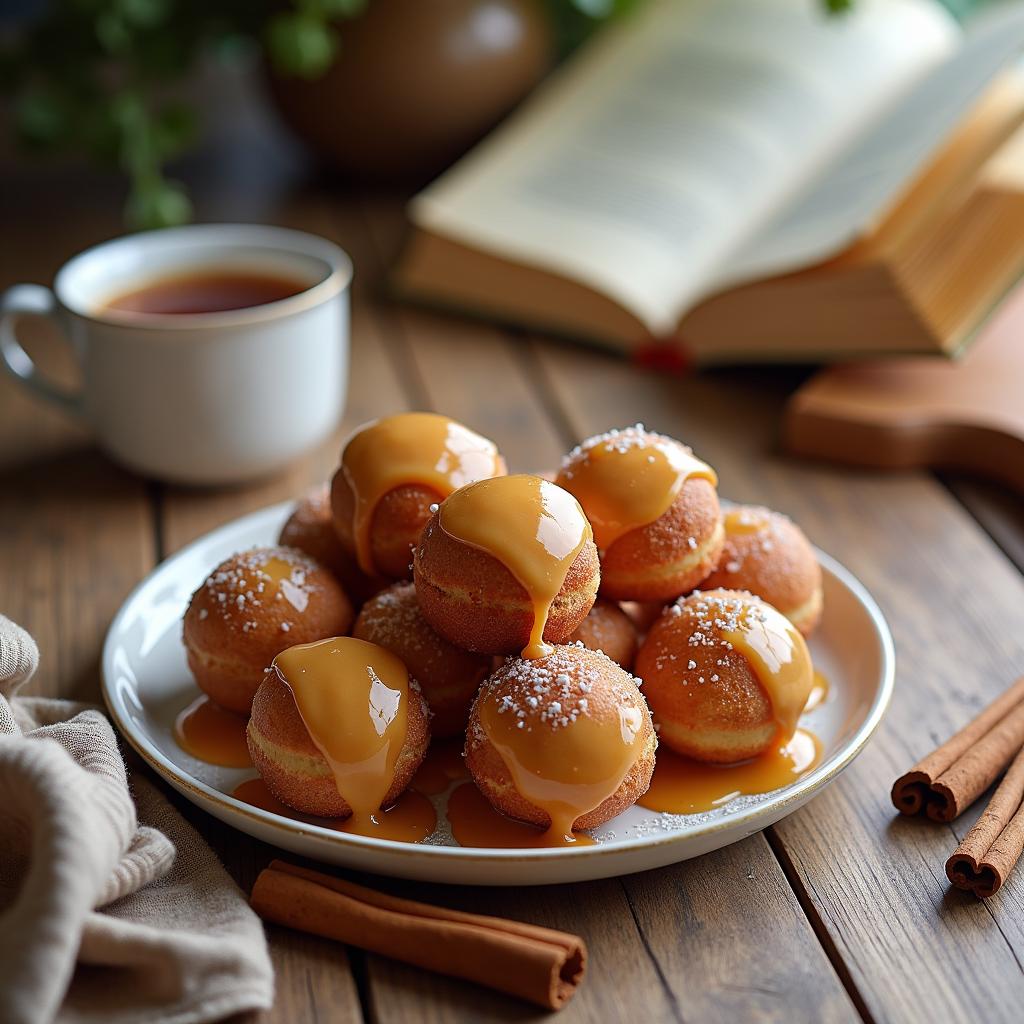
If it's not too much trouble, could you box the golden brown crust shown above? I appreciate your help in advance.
[278,485,350,578]
[413,513,599,655]
[280,485,387,608]
[331,468,442,580]
[785,588,824,637]
[182,546,353,714]
[568,599,638,670]
[465,645,656,831]
[247,665,430,818]
[635,590,778,763]
[352,582,491,738]
[621,600,669,639]
[598,478,725,602]
[700,505,823,636]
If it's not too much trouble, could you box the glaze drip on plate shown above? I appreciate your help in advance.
[640,729,821,814]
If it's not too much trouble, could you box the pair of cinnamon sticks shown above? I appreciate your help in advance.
[250,860,586,1010]
[892,676,1024,898]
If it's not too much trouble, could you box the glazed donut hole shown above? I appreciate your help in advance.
[352,581,492,738]
[278,485,349,578]
[700,505,823,636]
[279,484,388,608]
[567,599,639,670]
[597,477,725,602]
[331,470,442,581]
[635,589,812,764]
[555,425,725,603]
[465,644,657,832]
[182,546,353,714]
[413,509,599,656]
[246,662,430,818]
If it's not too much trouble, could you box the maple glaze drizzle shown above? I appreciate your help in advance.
[232,777,436,843]
[683,591,813,743]
[272,636,411,835]
[447,782,596,848]
[720,600,814,742]
[341,413,504,574]
[556,426,717,550]
[174,696,252,768]
[478,682,644,846]
[438,475,592,659]
[722,507,771,536]
[804,669,830,713]
[261,555,311,611]
[410,739,469,795]
[639,729,821,814]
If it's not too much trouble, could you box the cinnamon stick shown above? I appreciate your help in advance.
[891,677,1024,822]
[250,860,586,1010]
[946,745,1024,898]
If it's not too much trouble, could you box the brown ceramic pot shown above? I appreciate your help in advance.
[267,0,554,181]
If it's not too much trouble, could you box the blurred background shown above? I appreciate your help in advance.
[0,0,631,229]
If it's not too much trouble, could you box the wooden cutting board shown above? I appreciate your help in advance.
[784,281,1024,493]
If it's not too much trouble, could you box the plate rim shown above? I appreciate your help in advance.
[101,498,896,865]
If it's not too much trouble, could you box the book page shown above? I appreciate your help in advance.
[410,0,957,336]
[724,0,1024,287]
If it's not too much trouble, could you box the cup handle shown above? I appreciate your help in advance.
[0,284,83,415]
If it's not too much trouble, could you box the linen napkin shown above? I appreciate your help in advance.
[0,614,274,1024]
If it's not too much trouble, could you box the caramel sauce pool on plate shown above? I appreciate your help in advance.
[232,778,435,843]
[640,729,821,815]
[174,696,251,768]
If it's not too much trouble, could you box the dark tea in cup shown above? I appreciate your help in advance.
[105,270,311,316]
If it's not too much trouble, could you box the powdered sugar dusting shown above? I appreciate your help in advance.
[480,643,643,734]
[560,423,693,476]
[192,546,323,631]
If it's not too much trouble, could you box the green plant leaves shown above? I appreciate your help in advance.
[266,11,338,78]
[13,89,72,149]
[124,177,193,228]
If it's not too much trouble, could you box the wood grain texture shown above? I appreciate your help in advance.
[532,344,1024,1024]
[5,130,1024,1022]
[152,196,412,1022]
[942,475,1024,575]
[622,843,858,1024]
[0,207,154,703]
[356,197,696,1023]
[0,452,153,702]
[158,196,412,555]
[359,196,567,473]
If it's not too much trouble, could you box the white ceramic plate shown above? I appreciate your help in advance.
[102,500,894,886]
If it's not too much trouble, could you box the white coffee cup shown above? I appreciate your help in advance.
[0,224,352,484]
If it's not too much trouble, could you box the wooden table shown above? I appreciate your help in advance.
[3,138,1024,1024]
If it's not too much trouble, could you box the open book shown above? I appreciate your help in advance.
[395,0,1024,364]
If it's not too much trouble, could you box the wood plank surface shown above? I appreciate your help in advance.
[532,345,1024,1024]
[0,208,155,702]
[150,194,416,1023]
[157,196,411,554]
[353,200,860,1024]
[943,475,1024,574]
[4,138,1024,1024]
